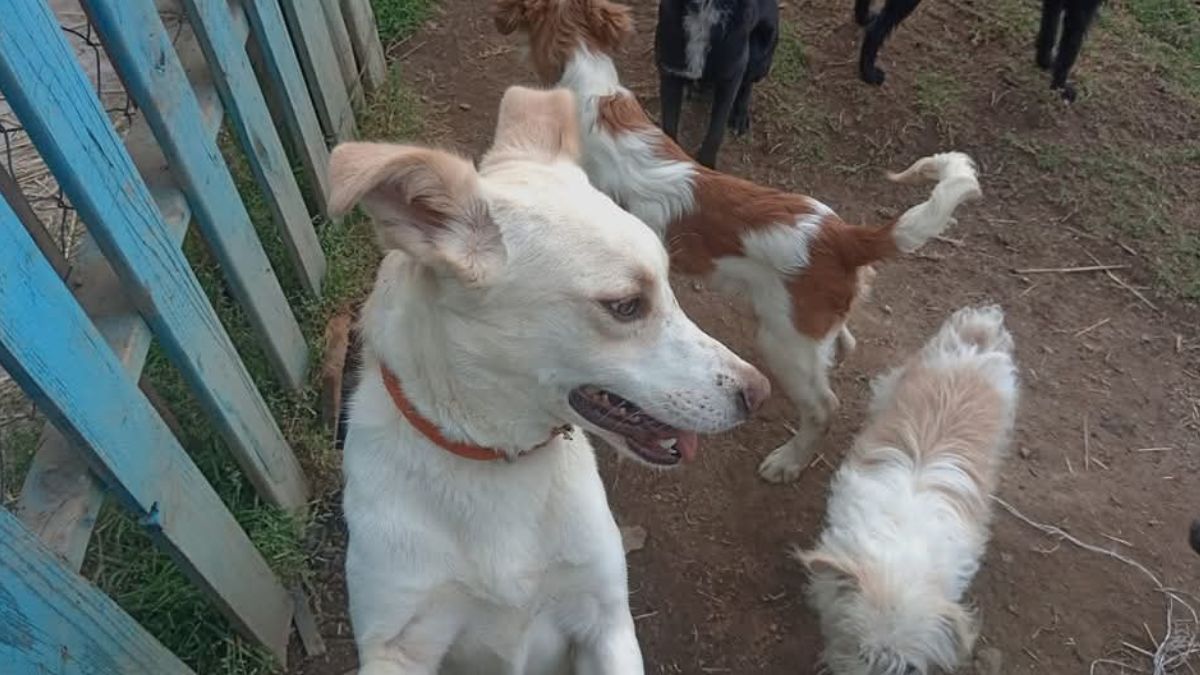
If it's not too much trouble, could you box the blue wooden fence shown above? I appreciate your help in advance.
[0,0,387,669]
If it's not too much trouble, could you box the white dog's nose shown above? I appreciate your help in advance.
[737,366,771,417]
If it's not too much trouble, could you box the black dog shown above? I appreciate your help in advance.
[855,0,1103,101]
[1036,0,1105,101]
[656,0,779,168]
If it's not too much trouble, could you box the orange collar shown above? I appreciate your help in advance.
[380,365,568,461]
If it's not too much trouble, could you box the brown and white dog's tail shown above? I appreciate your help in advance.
[887,152,981,253]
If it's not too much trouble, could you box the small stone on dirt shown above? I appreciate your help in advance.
[1019,446,1032,459]
[973,647,1003,675]
[459,102,472,111]
[620,525,647,553]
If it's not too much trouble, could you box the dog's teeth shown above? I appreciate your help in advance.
[657,438,678,449]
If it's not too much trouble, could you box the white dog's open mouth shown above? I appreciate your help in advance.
[569,386,699,466]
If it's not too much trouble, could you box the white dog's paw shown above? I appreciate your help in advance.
[356,663,407,675]
[758,445,805,483]
[835,326,857,363]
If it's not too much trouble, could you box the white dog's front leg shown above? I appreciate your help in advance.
[573,612,644,675]
[355,603,464,675]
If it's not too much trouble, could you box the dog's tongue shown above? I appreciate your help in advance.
[678,432,700,463]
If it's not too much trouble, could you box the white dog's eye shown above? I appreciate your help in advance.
[603,296,644,322]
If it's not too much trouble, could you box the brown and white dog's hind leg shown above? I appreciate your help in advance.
[756,323,840,483]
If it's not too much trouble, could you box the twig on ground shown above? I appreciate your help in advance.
[1084,250,1160,312]
[1134,447,1172,453]
[1101,533,1134,548]
[1104,267,1160,312]
[1074,317,1111,338]
[994,496,1200,675]
[398,41,427,61]
[935,235,965,247]
[1012,264,1129,274]
[1083,414,1092,471]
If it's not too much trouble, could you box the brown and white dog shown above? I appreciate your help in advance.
[495,0,982,482]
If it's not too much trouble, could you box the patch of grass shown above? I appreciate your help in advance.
[372,0,435,45]
[772,27,808,86]
[1126,0,1200,60]
[80,65,420,675]
[1002,132,1069,171]
[360,68,427,140]
[1160,233,1200,299]
[1,420,39,508]
[1102,0,1200,98]
[990,0,1041,42]
[915,71,967,120]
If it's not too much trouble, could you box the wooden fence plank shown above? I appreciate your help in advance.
[241,0,332,215]
[322,0,362,105]
[341,0,388,94]
[182,0,327,298]
[83,0,310,390]
[0,196,294,662]
[15,20,232,571]
[279,0,358,142]
[0,508,194,675]
[0,0,310,513]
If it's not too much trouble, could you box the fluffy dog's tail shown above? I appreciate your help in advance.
[927,304,1014,357]
[887,152,982,253]
[835,152,981,269]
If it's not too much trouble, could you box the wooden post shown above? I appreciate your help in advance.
[181,0,327,297]
[278,0,358,142]
[241,0,332,214]
[322,0,362,105]
[340,0,388,94]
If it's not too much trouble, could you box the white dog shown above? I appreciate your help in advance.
[331,86,769,675]
[795,306,1019,675]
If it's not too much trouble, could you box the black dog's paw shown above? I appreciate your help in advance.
[1053,81,1077,103]
[860,63,886,86]
[728,110,751,136]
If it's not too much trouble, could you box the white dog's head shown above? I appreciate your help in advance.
[329,86,768,466]
[796,548,978,675]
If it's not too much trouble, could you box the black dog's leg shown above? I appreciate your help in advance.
[859,0,923,86]
[728,78,753,135]
[854,0,874,26]
[1191,519,1200,555]
[1036,0,1063,70]
[659,72,686,141]
[697,72,742,168]
[1051,0,1100,102]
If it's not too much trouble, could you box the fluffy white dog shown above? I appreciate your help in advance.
[795,306,1019,675]
[331,86,769,675]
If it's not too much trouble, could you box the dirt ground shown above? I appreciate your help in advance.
[290,0,1200,673]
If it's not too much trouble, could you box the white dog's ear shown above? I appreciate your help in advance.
[793,547,860,586]
[328,142,504,285]
[485,86,581,164]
